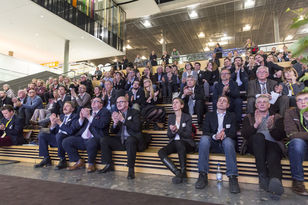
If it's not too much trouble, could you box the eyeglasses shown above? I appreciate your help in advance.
[221,72,230,76]
[116,101,127,104]
[296,97,308,103]
[92,100,102,104]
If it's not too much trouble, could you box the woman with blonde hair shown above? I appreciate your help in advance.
[281,67,305,106]
[141,78,165,130]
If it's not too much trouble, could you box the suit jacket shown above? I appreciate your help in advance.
[50,113,79,136]
[153,73,165,84]
[167,113,195,147]
[284,108,308,140]
[22,95,43,110]
[110,108,143,144]
[80,79,93,95]
[202,111,237,140]
[253,62,283,80]
[0,115,24,145]
[128,88,146,107]
[247,79,278,99]
[0,96,13,107]
[73,92,91,109]
[180,85,205,114]
[213,79,240,102]
[230,66,249,87]
[75,107,111,139]
[52,94,71,115]
[242,113,285,141]
[203,69,219,86]
[103,89,117,108]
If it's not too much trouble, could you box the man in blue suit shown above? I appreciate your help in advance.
[34,101,79,169]
[0,105,24,146]
[22,89,43,126]
[62,97,111,173]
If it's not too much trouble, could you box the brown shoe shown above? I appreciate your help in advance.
[87,164,96,173]
[292,180,308,196]
[67,159,85,171]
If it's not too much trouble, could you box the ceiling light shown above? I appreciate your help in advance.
[208,42,216,47]
[243,24,251,31]
[142,20,152,28]
[40,15,44,18]
[113,59,118,62]
[203,47,210,52]
[198,32,205,38]
[141,56,147,60]
[285,35,293,41]
[189,10,198,19]
[35,33,39,37]
[126,44,132,49]
[244,0,255,9]
[159,38,164,44]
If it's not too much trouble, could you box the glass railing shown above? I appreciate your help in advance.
[31,0,126,51]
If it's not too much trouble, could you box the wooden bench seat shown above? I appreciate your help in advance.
[0,145,307,187]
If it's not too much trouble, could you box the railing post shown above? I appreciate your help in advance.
[63,40,70,76]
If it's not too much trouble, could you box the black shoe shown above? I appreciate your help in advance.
[98,164,114,173]
[229,175,241,194]
[268,178,284,196]
[34,157,51,168]
[259,175,269,191]
[172,171,183,184]
[195,172,208,189]
[55,159,67,170]
[127,167,135,179]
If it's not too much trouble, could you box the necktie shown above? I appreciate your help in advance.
[86,112,96,139]
[63,116,68,125]
[121,112,126,144]
[260,83,267,94]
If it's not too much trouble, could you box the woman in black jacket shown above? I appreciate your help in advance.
[158,97,195,184]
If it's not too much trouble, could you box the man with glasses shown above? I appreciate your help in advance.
[247,66,289,116]
[62,97,111,172]
[99,96,143,179]
[213,68,242,123]
[284,91,308,195]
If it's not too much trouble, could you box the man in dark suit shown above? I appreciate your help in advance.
[80,74,93,95]
[128,80,145,111]
[247,66,289,116]
[99,96,143,179]
[254,54,283,82]
[162,65,178,101]
[34,101,79,169]
[0,91,13,107]
[0,105,24,146]
[195,96,240,194]
[180,75,205,127]
[71,84,91,113]
[51,85,71,115]
[230,57,248,91]
[22,89,43,126]
[213,68,242,123]
[62,97,111,173]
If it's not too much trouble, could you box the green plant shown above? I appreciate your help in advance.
[286,8,308,63]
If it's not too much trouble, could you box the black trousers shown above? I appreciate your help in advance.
[158,140,194,162]
[100,136,137,168]
[194,100,205,126]
[248,133,283,179]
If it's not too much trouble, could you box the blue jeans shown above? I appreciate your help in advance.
[288,138,308,181]
[198,136,238,176]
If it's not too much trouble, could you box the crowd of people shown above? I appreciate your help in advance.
[0,45,307,199]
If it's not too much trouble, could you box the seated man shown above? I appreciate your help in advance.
[242,95,286,197]
[247,66,289,117]
[21,89,43,126]
[128,80,145,111]
[100,96,143,179]
[230,57,248,91]
[195,96,240,194]
[0,105,24,146]
[284,91,308,196]
[62,97,110,172]
[213,68,242,123]
[71,84,91,112]
[34,101,79,169]
[180,75,205,127]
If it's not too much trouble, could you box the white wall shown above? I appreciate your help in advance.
[0,53,50,81]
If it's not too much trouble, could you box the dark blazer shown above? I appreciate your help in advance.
[0,115,24,145]
[0,96,13,107]
[153,73,165,84]
[180,85,205,114]
[284,108,308,140]
[202,111,237,140]
[203,69,219,86]
[103,89,117,108]
[74,107,111,139]
[111,108,143,144]
[213,79,240,102]
[247,79,278,99]
[50,113,79,136]
[51,94,71,115]
[167,113,195,147]
[80,79,94,95]
[128,88,146,107]
[230,66,249,87]
[253,62,283,80]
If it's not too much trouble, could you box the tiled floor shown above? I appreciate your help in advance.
[0,162,307,205]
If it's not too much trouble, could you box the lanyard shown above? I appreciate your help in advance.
[5,118,12,128]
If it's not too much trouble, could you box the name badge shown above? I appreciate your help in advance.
[182,123,186,127]
[226,124,231,129]
[127,116,132,121]
[137,95,140,98]
[293,119,299,121]
[9,125,13,129]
